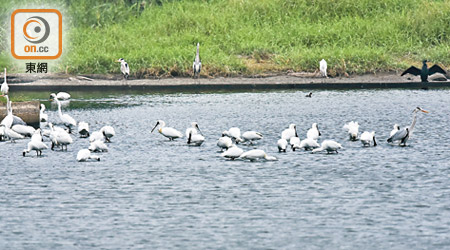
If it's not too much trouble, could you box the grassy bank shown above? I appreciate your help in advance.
[1,0,450,77]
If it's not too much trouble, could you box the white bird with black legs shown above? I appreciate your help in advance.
[1,68,8,95]
[239,149,277,161]
[299,138,320,151]
[186,122,205,146]
[390,124,400,137]
[193,43,201,78]
[50,92,71,100]
[281,124,298,141]
[78,121,90,138]
[217,131,233,150]
[48,123,73,151]
[50,94,76,132]
[1,124,24,142]
[89,140,108,152]
[151,120,183,141]
[343,121,359,140]
[387,107,428,146]
[312,140,342,154]
[277,138,288,152]
[307,123,321,140]
[77,149,100,162]
[360,131,377,147]
[290,136,301,151]
[242,131,263,144]
[221,145,244,160]
[320,59,327,78]
[40,104,48,122]
[23,139,48,157]
[116,58,130,80]
[100,125,115,142]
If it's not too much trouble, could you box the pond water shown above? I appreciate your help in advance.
[1,89,449,249]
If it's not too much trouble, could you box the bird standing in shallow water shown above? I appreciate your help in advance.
[387,107,428,146]
[1,68,8,95]
[193,43,201,78]
[401,60,446,82]
[116,58,130,80]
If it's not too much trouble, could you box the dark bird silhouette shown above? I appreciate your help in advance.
[305,92,312,98]
[401,60,446,82]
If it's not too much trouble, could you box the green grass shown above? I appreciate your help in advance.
[1,0,450,77]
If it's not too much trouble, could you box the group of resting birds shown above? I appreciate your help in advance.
[149,106,428,162]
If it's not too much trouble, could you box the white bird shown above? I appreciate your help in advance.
[50,92,71,100]
[31,128,43,142]
[77,149,100,162]
[89,131,104,142]
[1,124,24,142]
[387,107,428,146]
[281,124,298,140]
[277,138,288,152]
[78,121,90,138]
[242,131,263,144]
[360,131,377,147]
[40,104,48,122]
[193,43,201,78]
[51,94,76,132]
[100,125,115,142]
[186,122,205,146]
[221,145,244,160]
[22,139,48,157]
[116,58,130,80]
[228,127,244,144]
[11,124,35,137]
[320,59,327,78]
[0,126,4,141]
[89,140,108,152]
[307,123,321,140]
[312,140,342,154]
[343,121,359,141]
[239,149,277,161]
[390,124,400,137]
[290,136,301,151]
[299,138,320,151]
[217,132,233,150]
[1,68,8,95]
[151,120,182,141]
[1,95,26,126]
[49,123,73,151]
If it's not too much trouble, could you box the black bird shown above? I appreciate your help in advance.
[305,92,312,98]
[401,60,446,82]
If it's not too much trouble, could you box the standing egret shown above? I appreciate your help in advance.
[1,68,8,95]
[281,124,298,141]
[40,104,48,122]
[307,123,321,140]
[193,43,201,78]
[360,131,377,147]
[217,132,233,150]
[401,60,446,82]
[320,59,327,78]
[50,94,76,132]
[221,145,244,160]
[116,58,130,80]
[390,124,400,137]
[312,140,342,154]
[239,149,277,161]
[186,122,205,146]
[100,125,115,142]
[387,107,428,146]
[299,138,320,151]
[242,131,263,144]
[78,121,90,138]
[343,121,359,141]
[23,139,48,157]
[77,149,100,162]
[277,138,288,152]
[151,120,183,141]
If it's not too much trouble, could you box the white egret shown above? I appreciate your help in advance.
[11,124,35,137]
[387,107,428,146]
[100,125,115,142]
[40,104,48,122]
[78,121,90,138]
[51,94,76,132]
[390,124,400,137]
[307,123,321,140]
[23,139,48,157]
[281,124,297,140]
[343,121,359,141]
[193,43,201,78]
[49,123,73,151]
[360,131,377,147]
[1,68,8,95]
[239,149,277,161]
[77,149,100,162]
[186,122,205,146]
[312,140,342,154]
[277,138,288,152]
[320,59,327,78]
[221,145,244,160]
[151,120,182,141]
[242,131,263,144]
[290,136,301,151]
[116,58,130,80]
[50,92,71,100]
[89,140,108,152]
[299,138,320,151]
[217,132,233,150]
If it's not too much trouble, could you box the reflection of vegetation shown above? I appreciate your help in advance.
[1,0,450,76]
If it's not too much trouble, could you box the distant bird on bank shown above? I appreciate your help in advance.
[116,58,130,80]
[401,60,446,82]
[1,68,8,95]
[50,92,71,100]
[319,59,327,78]
[193,43,201,78]
[387,107,428,146]
[305,92,312,98]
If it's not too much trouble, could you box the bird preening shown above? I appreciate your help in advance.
[401,60,447,82]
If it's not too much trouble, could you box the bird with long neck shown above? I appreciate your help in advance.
[1,68,8,95]
[193,43,201,78]
[387,107,428,146]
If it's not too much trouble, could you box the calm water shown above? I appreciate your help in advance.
[1,89,449,249]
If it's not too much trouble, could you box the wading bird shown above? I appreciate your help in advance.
[151,120,183,141]
[40,104,48,122]
[390,124,400,137]
[290,136,301,151]
[277,138,288,152]
[77,149,100,162]
[281,124,297,141]
[51,94,76,132]
[343,121,359,141]
[360,131,377,147]
[100,125,115,142]
[186,122,205,146]
[193,43,201,78]
[299,138,320,151]
[221,145,244,160]
[320,59,327,78]
[78,121,90,138]
[228,127,244,144]
[89,140,108,152]
[307,123,321,140]
[242,131,263,144]
[217,131,233,150]
[1,68,8,95]
[239,149,277,161]
[312,140,342,154]
[387,107,428,146]
[23,139,48,157]
[50,92,71,100]
[116,58,130,80]
[48,123,73,151]
[401,60,446,82]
